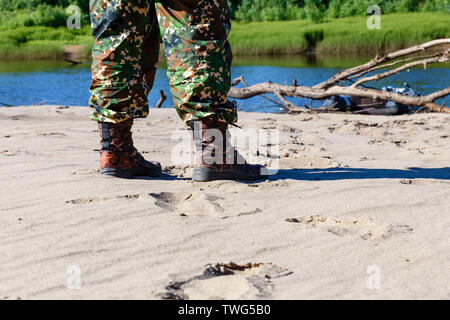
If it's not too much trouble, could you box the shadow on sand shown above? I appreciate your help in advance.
[269,167,450,182]
[133,167,450,183]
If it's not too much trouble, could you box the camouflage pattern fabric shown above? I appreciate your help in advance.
[89,0,237,125]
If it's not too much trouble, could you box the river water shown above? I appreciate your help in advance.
[0,56,448,112]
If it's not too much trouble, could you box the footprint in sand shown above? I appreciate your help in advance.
[400,179,450,186]
[37,131,66,136]
[281,155,341,169]
[66,194,141,204]
[279,125,302,133]
[286,215,412,242]
[71,168,100,175]
[148,117,176,125]
[10,114,30,121]
[163,165,192,178]
[0,149,38,157]
[149,192,224,217]
[162,262,292,300]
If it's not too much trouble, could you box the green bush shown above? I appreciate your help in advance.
[32,5,68,27]
[0,2,92,29]
[229,0,449,22]
[235,0,305,22]
[0,0,86,11]
[421,0,450,11]
[0,0,90,28]
[0,0,449,26]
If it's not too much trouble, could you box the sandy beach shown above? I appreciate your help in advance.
[0,105,449,299]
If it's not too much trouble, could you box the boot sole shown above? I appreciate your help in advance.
[192,166,267,182]
[101,167,162,179]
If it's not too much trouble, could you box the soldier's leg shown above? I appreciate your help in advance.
[141,7,161,104]
[89,0,162,178]
[156,0,267,181]
[155,0,237,125]
[89,0,158,123]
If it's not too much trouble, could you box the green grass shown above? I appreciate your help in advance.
[0,25,92,60]
[229,12,450,55]
[0,12,448,60]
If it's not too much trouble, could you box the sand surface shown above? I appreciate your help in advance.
[0,106,449,299]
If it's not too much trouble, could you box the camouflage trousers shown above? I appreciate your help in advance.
[89,0,237,125]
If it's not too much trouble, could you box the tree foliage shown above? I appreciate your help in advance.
[0,0,448,25]
[233,0,449,22]
[0,0,89,29]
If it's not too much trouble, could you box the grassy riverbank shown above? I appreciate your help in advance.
[230,12,450,55]
[0,12,448,60]
[0,25,91,60]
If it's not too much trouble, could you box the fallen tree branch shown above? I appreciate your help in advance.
[351,54,449,87]
[155,90,167,108]
[228,39,450,114]
[348,53,442,80]
[229,82,450,114]
[273,90,309,112]
[233,76,285,108]
[314,39,450,89]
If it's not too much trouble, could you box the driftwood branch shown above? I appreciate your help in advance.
[314,39,450,89]
[155,90,167,108]
[230,82,450,113]
[273,90,309,112]
[351,54,449,87]
[229,39,450,114]
[233,76,285,108]
[347,53,442,80]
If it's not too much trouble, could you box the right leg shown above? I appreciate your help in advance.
[89,0,162,178]
[155,0,266,181]
[89,0,158,123]
[155,0,237,126]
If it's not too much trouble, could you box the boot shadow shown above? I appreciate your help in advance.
[129,167,450,182]
[132,173,188,181]
[268,167,450,181]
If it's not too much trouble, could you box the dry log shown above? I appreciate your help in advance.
[228,39,450,114]
[155,90,167,108]
[314,39,450,90]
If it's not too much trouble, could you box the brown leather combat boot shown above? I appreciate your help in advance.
[190,120,268,182]
[98,119,162,179]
